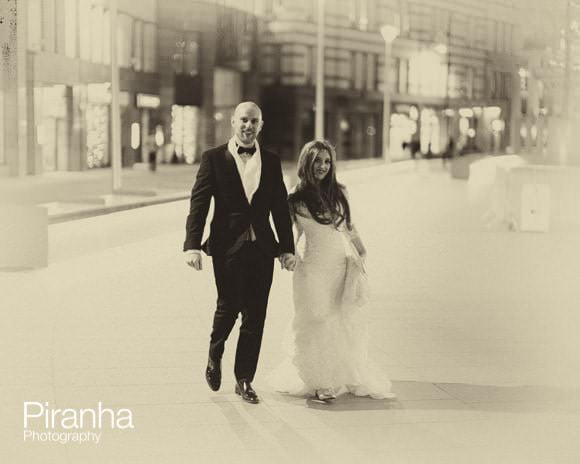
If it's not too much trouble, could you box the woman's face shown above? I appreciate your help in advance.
[312,150,332,182]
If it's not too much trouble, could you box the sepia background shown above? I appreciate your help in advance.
[1,0,580,462]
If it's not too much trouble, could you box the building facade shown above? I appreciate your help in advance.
[5,1,569,178]
[518,0,580,164]
[0,0,260,177]
[258,0,526,161]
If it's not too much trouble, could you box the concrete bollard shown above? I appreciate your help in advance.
[0,206,48,269]
[450,154,484,179]
[503,166,580,232]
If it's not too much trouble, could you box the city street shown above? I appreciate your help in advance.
[2,160,580,463]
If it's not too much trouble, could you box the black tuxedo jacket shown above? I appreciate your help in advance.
[183,143,294,258]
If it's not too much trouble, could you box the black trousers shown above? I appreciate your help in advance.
[209,242,274,382]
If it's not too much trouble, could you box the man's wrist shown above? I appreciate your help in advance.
[184,249,201,255]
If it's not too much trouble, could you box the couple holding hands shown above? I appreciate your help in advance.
[184,102,394,404]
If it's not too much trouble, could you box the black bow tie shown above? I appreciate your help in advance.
[237,145,256,155]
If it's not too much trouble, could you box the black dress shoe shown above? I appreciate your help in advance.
[205,358,221,391]
[235,379,259,404]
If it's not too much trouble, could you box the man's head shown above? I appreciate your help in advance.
[231,102,263,146]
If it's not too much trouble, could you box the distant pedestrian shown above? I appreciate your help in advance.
[443,137,455,166]
[147,136,157,172]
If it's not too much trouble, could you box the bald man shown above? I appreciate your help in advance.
[183,101,295,404]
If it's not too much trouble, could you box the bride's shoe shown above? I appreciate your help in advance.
[315,388,336,402]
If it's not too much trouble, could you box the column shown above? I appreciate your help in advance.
[380,25,399,161]
[509,67,522,153]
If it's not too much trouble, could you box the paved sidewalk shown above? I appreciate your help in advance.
[1,158,388,223]
[1,161,579,463]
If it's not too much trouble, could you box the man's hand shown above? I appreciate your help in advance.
[279,253,296,271]
[185,250,203,271]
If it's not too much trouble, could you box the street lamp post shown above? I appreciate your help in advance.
[110,0,122,190]
[380,25,399,161]
[315,0,325,140]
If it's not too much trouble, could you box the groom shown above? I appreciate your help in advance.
[184,101,295,404]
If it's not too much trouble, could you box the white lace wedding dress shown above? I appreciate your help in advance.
[269,204,395,399]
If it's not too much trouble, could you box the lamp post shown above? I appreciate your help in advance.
[315,0,325,140]
[380,24,399,161]
[110,0,122,190]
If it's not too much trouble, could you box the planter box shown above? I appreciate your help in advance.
[0,206,48,269]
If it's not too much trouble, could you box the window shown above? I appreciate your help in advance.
[409,2,433,36]
[398,58,409,94]
[366,54,377,91]
[143,23,157,72]
[103,9,111,64]
[474,71,485,99]
[133,20,143,71]
[487,19,495,51]
[91,4,104,63]
[304,46,315,85]
[78,0,91,60]
[496,22,504,52]
[261,44,281,83]
[28,0,42,51]
[41,0,56,52]
[451,13,468,47]
[466,67,474,99]
[490,71,511,99]
[0,91,4,165]
[64,0,77,58]
[399,0,410,36]
[505,24,513,54]
[117,14,133,68]
[349,0,371,30]
[353,52,365,90]
[409,50,446,97]
[473,17,486,49]
[182,32,200,76]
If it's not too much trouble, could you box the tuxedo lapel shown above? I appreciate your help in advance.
[222,148,251,208]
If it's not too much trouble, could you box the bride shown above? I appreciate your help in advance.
[272,140,395,403]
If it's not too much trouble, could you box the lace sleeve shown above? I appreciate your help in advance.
[342,186,358,238]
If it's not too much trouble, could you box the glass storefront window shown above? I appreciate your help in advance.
[420,108,440,155]
[366,54,377,91]
[86,104,109,168]
[171,105,198,164]
[408,50,446,97]
[27,0,42,51]
[41,0,56,52]
[133,20,143,71]
[117,14,133,68]
[86,83,111,168]
[35,85,69,172]
[398,58,408,94]
[353,52,365,90]
[79,1,91,61]
[0,91,4,165]
[91,4,104,63]
[103,9,111,64]
[143,23,157,72]
[64,0,77,58]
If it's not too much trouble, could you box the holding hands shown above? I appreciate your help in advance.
[187,250,295,272]
[279,253,296,271]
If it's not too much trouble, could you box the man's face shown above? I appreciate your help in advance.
[231,104,263,146]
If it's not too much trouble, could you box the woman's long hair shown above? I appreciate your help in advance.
[289,140,351,230]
